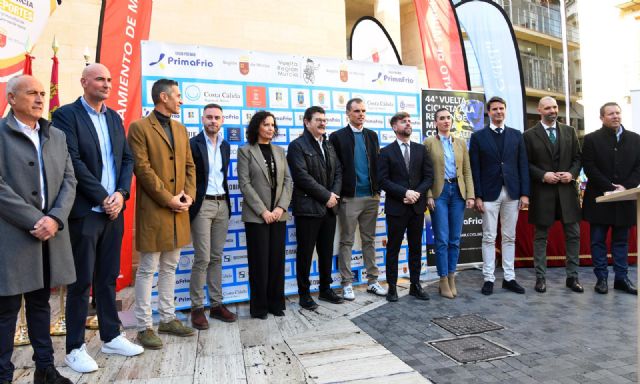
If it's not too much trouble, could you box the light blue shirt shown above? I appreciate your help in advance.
[439,134,457,179]
[616,126,624,142]
[15,116,45,209]
[80,97,116,212]
[205,134,226,195]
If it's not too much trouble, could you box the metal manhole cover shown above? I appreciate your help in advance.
[432,314,503,336]
[428,335,516,364]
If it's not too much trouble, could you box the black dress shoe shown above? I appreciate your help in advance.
[299,294,319,310]
[481,281,494,295]
[566,277,584,293]
[409,283,430,300]
[502,279,525,294]
[594,278,608,294]
[34,365,72,384]
[614,277,638,295]
[318,289,345,304]
[534,277,546,293]
[269,309,285,317]
[251,313,268,320]
[386,285,398,302]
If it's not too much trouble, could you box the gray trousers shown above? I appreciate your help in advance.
[533,222,580,278]
[189,200,229,308]
[337,195,380,285]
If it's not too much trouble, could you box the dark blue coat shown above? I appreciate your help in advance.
[469,126,530,202]
[189,131,231,220]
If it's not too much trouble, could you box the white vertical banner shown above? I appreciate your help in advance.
[455,0,526,130]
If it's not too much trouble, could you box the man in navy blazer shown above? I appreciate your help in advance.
[469,96,530,296]
[188,103,236,330]
[378,112,433,302]
[52,63,141,373]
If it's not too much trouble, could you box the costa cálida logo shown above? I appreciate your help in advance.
[239,55,249,75]
[0,28,6,48]
[339,64,348,82]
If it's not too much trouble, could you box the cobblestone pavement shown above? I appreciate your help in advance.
[353,266,638,384]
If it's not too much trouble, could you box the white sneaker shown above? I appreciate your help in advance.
[342,285,355,301]
[101,333,144,356]
[367,282,388,296]
[65,344,98,373]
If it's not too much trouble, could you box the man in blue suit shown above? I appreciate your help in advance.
[378,112,433,302]
[188,103,236,329]
[52,63,142,373]
[469,96,530,295]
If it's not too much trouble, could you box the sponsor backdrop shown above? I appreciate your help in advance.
[421,89,485,266]
[140,41,425,309]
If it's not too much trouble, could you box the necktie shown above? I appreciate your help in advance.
[402,143,410,170]
[495,127,503,134]
[548,128,556,144]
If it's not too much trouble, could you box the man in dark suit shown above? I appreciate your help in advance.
[523,96,583,294]
[1,75,76,384]
[582,102,640,295]
[378,112,433,302]
[188,103,236,329]
[329,98,386,300]
[469,96,530,295]
[52,63,142,373]
[287,106,344,310]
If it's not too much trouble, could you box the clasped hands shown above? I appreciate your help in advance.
[261,207,285,224]
[403,190,420,205]
[102,191,125,220]
[168,190,193,213]
[543,171,573,184]
[30,216,59,241]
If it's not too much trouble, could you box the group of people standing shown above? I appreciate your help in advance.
[0,69,638,384]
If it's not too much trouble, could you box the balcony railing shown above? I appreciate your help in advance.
[521,54,564,93]
[493,0,580,42]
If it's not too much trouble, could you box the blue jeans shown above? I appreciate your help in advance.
[590,224,630,280]
[430,182,466,277]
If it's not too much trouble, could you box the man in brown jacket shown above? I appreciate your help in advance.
[128,79,196,349]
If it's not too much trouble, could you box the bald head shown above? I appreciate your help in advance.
[537,96,558,125]
[6,75,46,127]
[81,63,112,107]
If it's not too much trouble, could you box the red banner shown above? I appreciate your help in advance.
[413,0,469,90]
[49,55,59,119]
[96,0,153,290]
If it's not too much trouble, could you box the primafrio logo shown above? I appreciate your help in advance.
[148,52,214,69]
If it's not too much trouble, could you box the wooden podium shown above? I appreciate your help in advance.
[596,186,640,372]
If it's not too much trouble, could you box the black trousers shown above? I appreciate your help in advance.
[295,214,336,295]
[0,244,53,382]
[66,212,123,353]
[385,213,425,285]
[245,221,286,316]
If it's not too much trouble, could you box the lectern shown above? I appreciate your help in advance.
[596,186,640,372]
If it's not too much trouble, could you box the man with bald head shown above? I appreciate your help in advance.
[523,96,583,293]
[0,75,76,383]
[52,63,141,373]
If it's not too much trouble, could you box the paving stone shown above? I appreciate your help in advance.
[352,266,638,384]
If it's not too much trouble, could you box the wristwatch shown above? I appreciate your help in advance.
[116,189,130,201]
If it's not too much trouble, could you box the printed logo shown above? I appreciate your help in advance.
[0,28,6,48]
[148,53,166,69]
[239,55,249,75]
[148,52,213,69]
[303,58,318,84]
[184,85,201,101]
[339,64,348,82]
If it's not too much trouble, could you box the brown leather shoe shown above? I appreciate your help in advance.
[210,304,237,323]
[191,308,209,330]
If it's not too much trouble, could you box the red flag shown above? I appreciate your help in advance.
[96,0,153,290]
[23,53,33,75]
[49,55,59,120]
[414,0,469,90]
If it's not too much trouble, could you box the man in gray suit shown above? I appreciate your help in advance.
[0,75,77,384]
[523,96,583,293]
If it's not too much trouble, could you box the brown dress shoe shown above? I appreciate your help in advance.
[191,308,209,330]
[210,304,237,323]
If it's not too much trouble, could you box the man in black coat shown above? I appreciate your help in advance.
[582,102,640,295]
[52,64,141,373]
[188,103,236,329]
[523,96,583,293]
[378,112,433,302]
[287,106,344,310]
